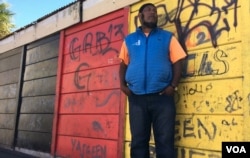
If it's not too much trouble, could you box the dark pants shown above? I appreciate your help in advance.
[128,93,176,158]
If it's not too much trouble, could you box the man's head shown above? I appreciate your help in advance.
[138,3,158,29]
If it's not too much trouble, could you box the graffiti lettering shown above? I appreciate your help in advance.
[64,97,84,109]
[74,63,91,91]
[63,91,119,110]
[175,117,217,140]
[182,83,213,96]
[225,90,242,113]
[197,118,216,140]
[71,138,106,158]
[70,37,81,61]
[222,118,238,126]
[69,23,124,61]
[92,121,104,132]
[134,1,238,50]
[175,120,181,141]
[96,91,119,107]
[145,145,221,158]
[183,118,196,138]
[183,49,229,77]
[176,147,221,158]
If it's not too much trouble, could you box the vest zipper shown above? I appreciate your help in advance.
[144,35,149,94]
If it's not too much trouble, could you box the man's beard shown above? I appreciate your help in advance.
[143,21,157,28]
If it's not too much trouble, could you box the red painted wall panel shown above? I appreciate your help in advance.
[56,136,118,158]
[61,65,120,93]
[57,115,119,139]
[59,90,121,114]
[52,8,128,158]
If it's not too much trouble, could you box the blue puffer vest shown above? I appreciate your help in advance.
[125,27,173,95]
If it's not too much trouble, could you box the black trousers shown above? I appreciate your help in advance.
[128,93,176,158]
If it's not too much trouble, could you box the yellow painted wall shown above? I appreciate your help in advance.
[124,0,250,157]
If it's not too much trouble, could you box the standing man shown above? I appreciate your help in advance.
[119,3,187,158]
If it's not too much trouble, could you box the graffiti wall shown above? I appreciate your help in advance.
[125,0,245,157]
[1,0,250,157]
[52,9,128,158]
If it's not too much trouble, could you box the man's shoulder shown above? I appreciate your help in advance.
[127,31,138,36]
[157,28,173,35]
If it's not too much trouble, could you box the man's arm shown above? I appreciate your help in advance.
[159,58,185,95]
[171,58,185,87]
[159,36,187,95]
[119,61,131,96]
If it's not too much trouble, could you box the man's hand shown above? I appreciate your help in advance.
[121,85,132,96]
[159,86,175,96]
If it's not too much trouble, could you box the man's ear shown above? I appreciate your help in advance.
[138,13,143,23]
[138,13,142,19]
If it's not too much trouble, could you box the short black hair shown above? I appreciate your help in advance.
[139,3,155,13]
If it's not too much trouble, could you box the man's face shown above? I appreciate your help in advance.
[139,5,158,28]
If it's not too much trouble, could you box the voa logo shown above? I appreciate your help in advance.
[226,146,246,154]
